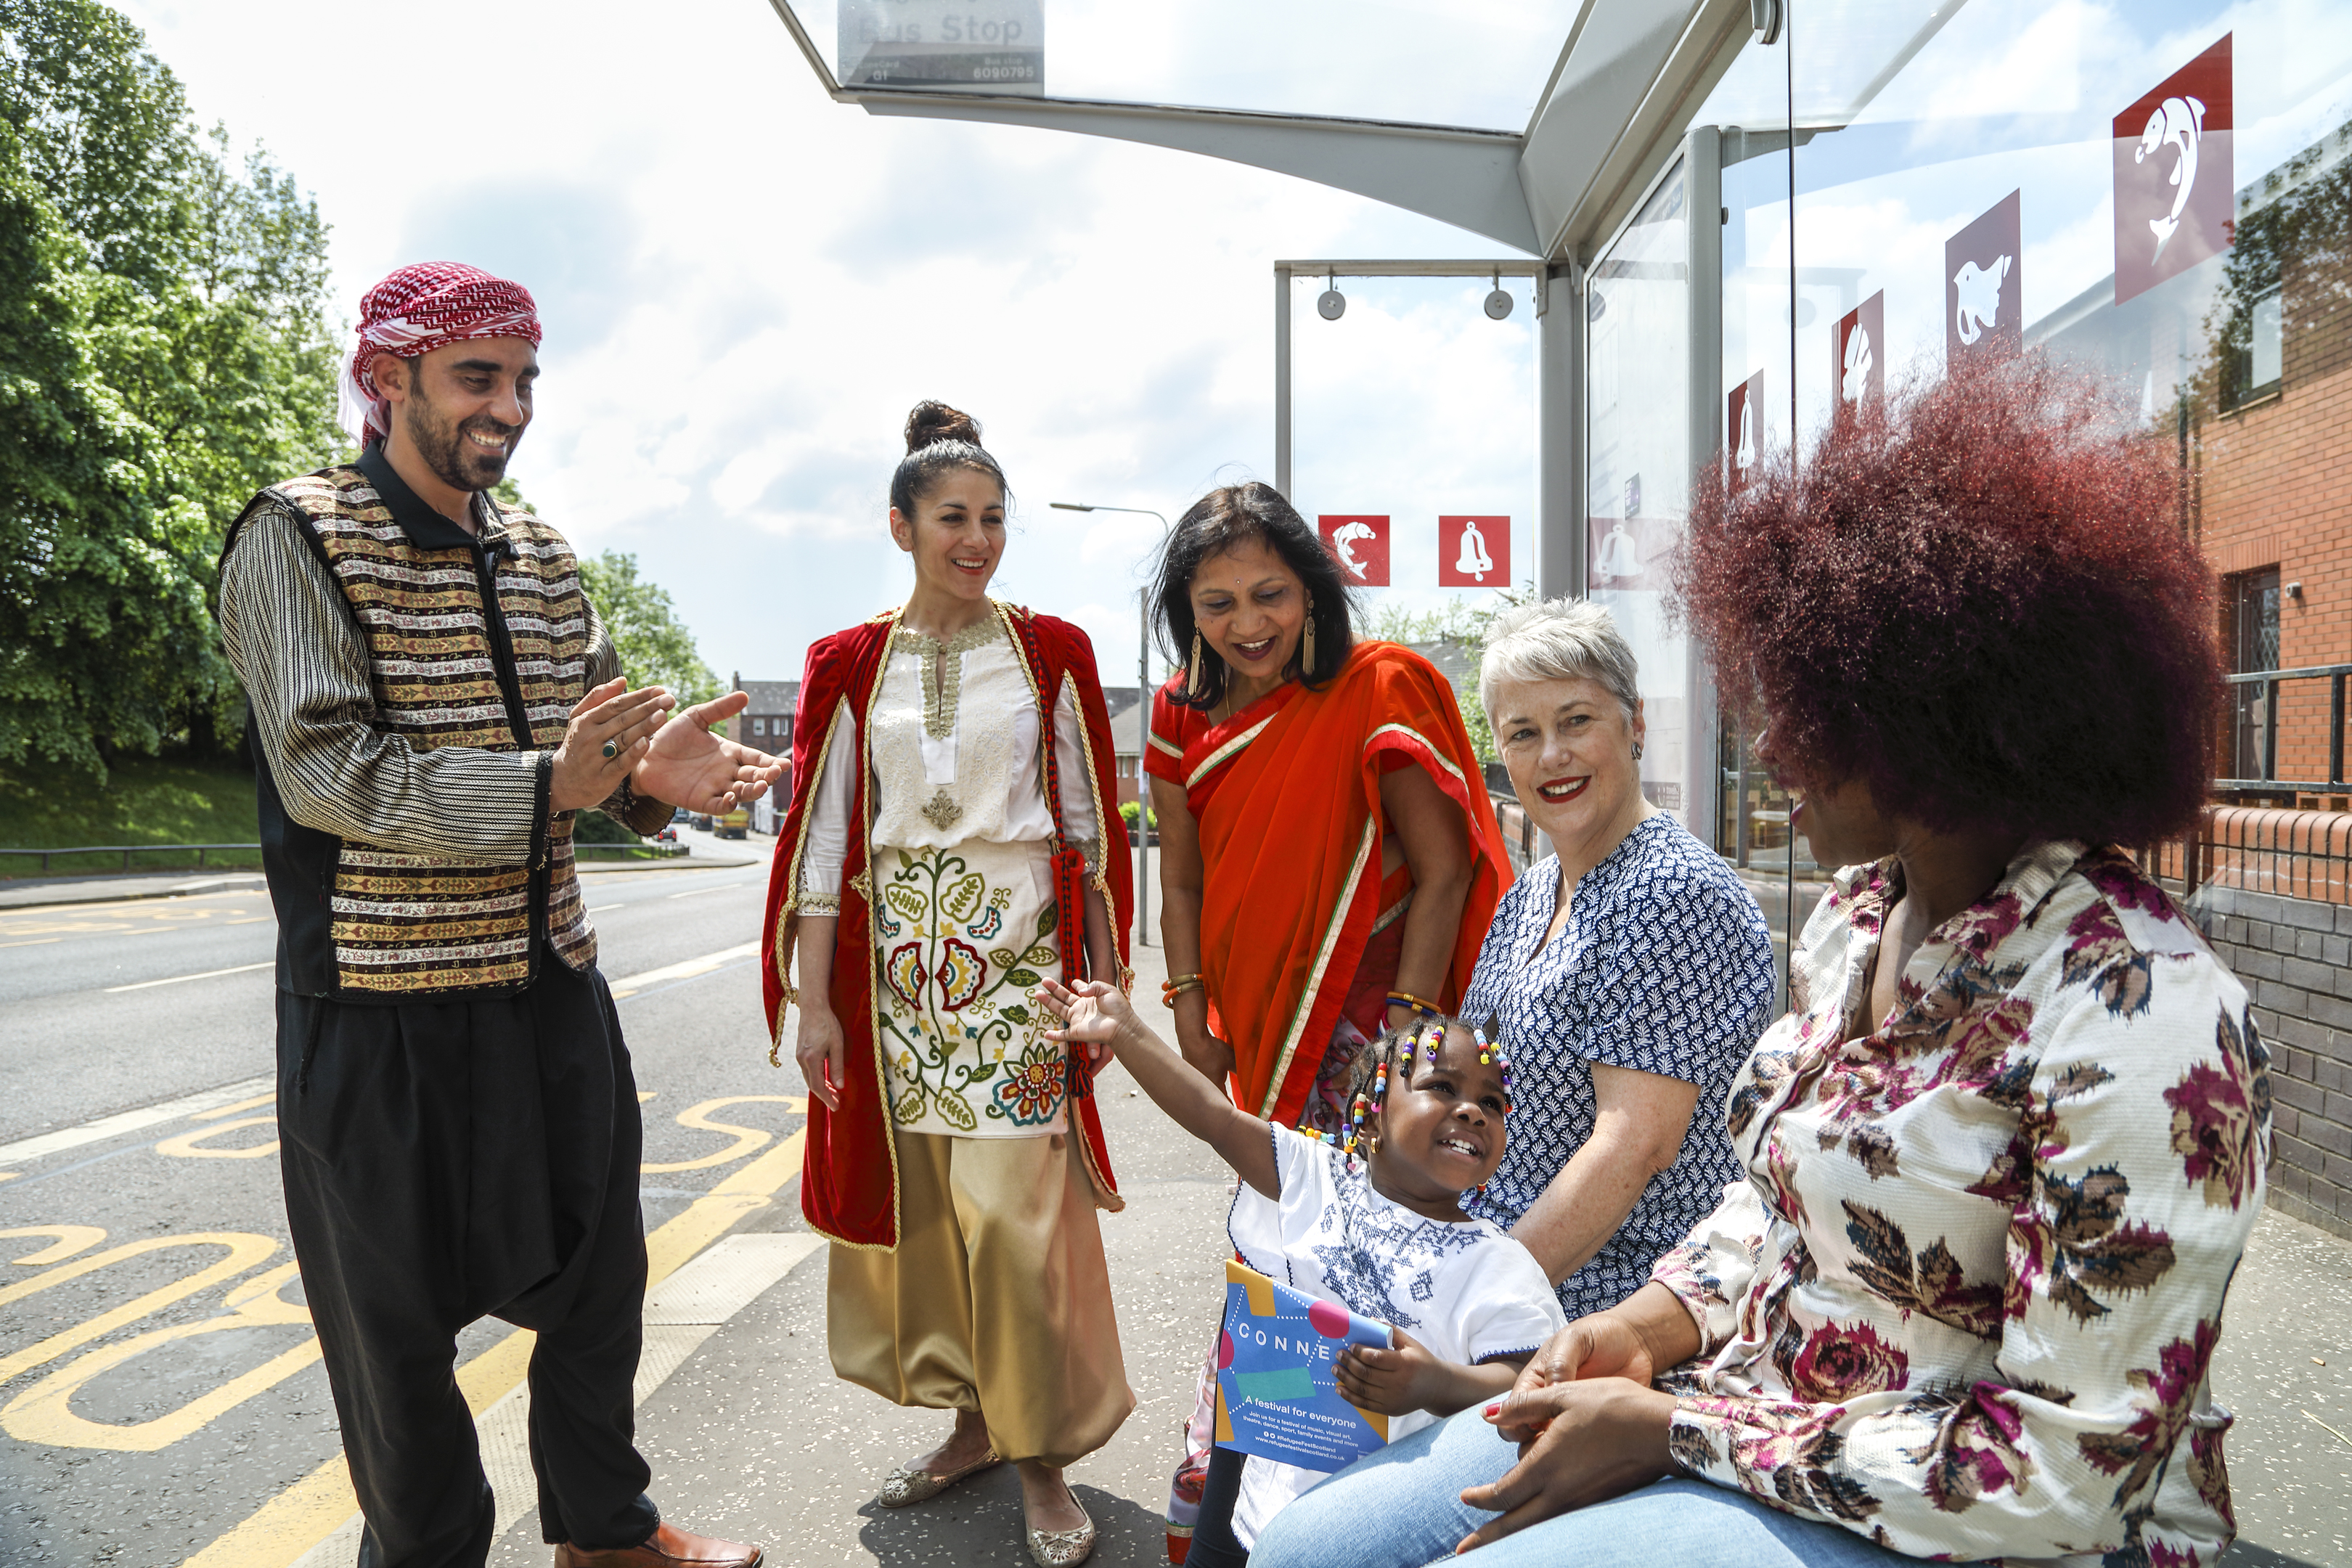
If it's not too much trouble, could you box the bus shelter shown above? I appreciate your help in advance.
[757,0,2352,887]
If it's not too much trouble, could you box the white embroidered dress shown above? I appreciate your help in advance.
[1223,1124,1567,1545]
[799,613,1101,1138]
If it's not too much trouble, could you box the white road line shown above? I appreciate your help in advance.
[0,1075,275,1167]
[664,883,735,899]
[588,903,623,913]
[105,960,274,993]
[605,942,760,999]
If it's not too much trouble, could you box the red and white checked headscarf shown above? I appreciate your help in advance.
[338,262,542,447]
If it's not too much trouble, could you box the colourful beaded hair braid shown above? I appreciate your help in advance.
[1334,1015,1513,1196]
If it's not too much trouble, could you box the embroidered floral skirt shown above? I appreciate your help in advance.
[872,837,1069,1138]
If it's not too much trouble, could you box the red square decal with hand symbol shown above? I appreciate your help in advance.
[1319,515,1389,587]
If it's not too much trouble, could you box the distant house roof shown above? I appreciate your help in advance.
[1405,639,1477,696]
[735,679,799,716]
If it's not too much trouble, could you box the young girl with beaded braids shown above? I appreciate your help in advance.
[1039,978,1565,1566]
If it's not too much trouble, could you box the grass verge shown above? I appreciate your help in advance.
[0,751,262,878]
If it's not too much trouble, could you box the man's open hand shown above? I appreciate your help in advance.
[634,690,786,814]
[552,679,675,813]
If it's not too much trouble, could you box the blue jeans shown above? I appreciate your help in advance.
[1249,1408,1954,1568]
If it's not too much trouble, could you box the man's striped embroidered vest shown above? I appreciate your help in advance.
[275,465,596,995]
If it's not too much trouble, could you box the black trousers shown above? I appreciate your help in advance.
[276,957,661,1568]
[1187,1446,1251,1568]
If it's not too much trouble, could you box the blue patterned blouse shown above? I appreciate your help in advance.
[1461,812,1775,1318]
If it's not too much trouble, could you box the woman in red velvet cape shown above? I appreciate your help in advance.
[757,403,1133,1563]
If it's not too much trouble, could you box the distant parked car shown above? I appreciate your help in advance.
[655,825,678,844]
[690,813,714,831]
[671,806,690,824]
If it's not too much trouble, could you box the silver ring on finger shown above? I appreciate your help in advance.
[601,739,620,759]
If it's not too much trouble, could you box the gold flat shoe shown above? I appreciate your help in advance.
[1025,1496,1095,1567]
[875,1447,1000,1508]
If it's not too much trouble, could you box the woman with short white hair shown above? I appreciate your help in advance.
[1462,597,1774,1316]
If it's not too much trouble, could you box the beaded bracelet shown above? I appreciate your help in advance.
[1384,989,1442,1018]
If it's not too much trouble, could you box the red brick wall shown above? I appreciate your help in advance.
[2197,187,2352,789]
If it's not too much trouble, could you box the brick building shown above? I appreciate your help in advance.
[2195,119,2352,799]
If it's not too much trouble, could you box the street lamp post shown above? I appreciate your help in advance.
[1050,501,1169,949]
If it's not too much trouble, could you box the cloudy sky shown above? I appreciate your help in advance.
[118,0,1559,693]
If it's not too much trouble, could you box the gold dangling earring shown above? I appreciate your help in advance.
[1188,629,1208,698]
[1302,595,1318,674]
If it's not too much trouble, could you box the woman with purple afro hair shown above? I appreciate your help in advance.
[1250,356,2270,1568]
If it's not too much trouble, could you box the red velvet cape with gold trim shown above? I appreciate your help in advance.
[759,602,1133,1250]
[1146,641,1511,1127]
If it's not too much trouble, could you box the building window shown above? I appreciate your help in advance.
[752,718,767,736]
[2228,567,2281,781]
[2224,284,2284,409]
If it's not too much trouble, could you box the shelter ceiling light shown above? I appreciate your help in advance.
[1484,269,1514,320]
[1318,272,1347,321]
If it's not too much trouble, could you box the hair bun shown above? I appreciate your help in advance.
[905,400,983,454]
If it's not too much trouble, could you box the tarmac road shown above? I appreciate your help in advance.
[1,828,2347,1567]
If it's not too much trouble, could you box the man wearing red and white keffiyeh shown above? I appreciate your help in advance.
[218,261,774,1568]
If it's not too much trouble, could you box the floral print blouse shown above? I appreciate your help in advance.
[1651,840,2270,1567]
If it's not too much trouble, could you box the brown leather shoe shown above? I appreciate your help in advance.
[555,1523,764,1567]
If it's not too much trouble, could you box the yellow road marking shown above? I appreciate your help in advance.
[2,1226,109,1267]
[3,1264,318,1452]
[154,1116,279,1160]
[0,1234,281,1385]
[193,1094,277,1122]
[0,937,61,949]
[179,1116,808,1568]
[226,917,273,926]
[640,1096,799,1174]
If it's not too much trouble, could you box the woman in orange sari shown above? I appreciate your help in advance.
[1143,481,1512,1556]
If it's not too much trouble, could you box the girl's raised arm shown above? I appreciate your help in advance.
[1040,978,1279,1197]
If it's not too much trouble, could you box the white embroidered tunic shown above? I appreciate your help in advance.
[799,614,1103,1138]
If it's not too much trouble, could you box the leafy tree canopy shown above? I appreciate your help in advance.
[576,550,722,707]
[1362,589,1531,761]
[1,0,343,778]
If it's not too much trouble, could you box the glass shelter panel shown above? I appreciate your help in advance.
[1585,163,1700,830]
[1775,0,2352,807]
[784,0,1585,130]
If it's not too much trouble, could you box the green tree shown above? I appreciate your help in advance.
[1362,588,1532,761]
[577,550,721,705]
[1,0,343,775]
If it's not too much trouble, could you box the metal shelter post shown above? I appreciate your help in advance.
[1536,261,1582,601]
[1275,266,1292,495]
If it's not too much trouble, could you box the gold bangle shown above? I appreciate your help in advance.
[1386,990,1442,1016]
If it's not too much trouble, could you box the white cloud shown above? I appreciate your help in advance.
[119,0,1541,688]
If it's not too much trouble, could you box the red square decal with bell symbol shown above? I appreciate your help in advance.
[1438,516,1508,587]
[1319,515,1390,587]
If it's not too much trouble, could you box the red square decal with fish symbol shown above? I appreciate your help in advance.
[2115,33,2231,306]
[1319,515,1389,587]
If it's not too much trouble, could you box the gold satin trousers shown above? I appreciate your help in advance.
[827,1127,1132,1469]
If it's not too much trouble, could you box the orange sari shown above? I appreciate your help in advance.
[1145,641,1511,1127]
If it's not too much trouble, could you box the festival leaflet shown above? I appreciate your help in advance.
[1212,1259,1390,1472]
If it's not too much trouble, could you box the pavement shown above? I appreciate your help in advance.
[0,830,2345,1567]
